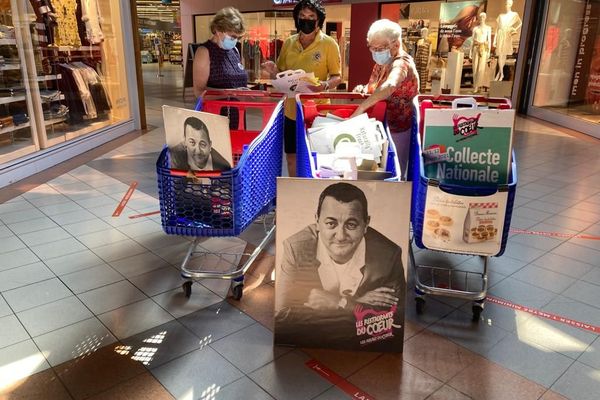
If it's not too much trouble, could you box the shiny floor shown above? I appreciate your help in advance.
[1,64,599,400]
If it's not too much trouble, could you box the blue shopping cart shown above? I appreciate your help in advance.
[156,90,285,299]
[408,95,517,321]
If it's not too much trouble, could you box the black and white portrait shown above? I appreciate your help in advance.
[163,105,233,171]
[274,179,411,352]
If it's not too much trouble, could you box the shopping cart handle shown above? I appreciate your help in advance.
[169,168,223,178]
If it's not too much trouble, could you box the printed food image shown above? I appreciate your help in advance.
[426,219,440,232]
[434,227,451,241]
[463,202,499,243]
[439,216,453,226]
[426,209,440,220]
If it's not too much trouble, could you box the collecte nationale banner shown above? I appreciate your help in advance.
[274,178,411,352]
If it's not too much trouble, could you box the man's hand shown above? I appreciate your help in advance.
[304,289,341,310]
[355,287,398,308]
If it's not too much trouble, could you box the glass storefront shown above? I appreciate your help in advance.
[529,0,600,137]
[0,0,133,166]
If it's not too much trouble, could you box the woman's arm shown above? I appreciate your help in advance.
[351,59,408,117]
[192,46,210,98]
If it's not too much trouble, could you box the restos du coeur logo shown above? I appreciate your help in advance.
[452,113,482,141]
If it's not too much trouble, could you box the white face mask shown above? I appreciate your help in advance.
[371,49,392,65]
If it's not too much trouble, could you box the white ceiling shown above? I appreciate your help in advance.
[136,0,180,23]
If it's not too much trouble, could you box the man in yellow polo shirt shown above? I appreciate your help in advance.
[262,0,341,176]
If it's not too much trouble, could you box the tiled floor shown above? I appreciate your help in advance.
[0,63,599,399]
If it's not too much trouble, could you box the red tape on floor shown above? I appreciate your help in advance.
[128,210,160,219]
[509,228,600,240]
[112,181,138,217]
[487,296,600,334]
[306,359,376,400]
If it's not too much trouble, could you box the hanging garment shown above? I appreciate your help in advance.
[471,24,491,90]
[415,40,431,92]
[51,0,82,47]
[29,0,58,45]
[494,11,522,57]
[80,0,104,44]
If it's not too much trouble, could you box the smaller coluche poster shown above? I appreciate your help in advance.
[163,105,233,172]
[422,185,508,256]
[274,178,411,352]
[422,108,515,186]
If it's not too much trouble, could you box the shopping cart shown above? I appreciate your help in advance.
[409,95,517,321]
[156,90,284,299]
[295,92,401,181]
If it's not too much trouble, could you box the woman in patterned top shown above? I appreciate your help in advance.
[193,7,248,97]
[351,19,419,178]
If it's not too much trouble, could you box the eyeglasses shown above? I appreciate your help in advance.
[368,43,391,52]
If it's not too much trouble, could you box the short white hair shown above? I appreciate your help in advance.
[367,19,402,44]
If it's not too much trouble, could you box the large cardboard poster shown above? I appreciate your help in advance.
[438,1,486,52]
[274,179,411,352]
[422,185,508,256]
[423,108,514,186]
[163,105,233,172]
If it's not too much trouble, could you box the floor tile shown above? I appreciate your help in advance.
[77,228,130,248]
[507,233,564,252]
[0,224,12,239]
[500,242,546,264]
[54,343,147,400]
[33,317,116,366]
[61,264,124,294]
[543,294,600,327]
[91,238,149,263]
[562,280,600,308]
[128,266,183,296]
[0,295,11,318]
[0,200,35,215]
[217,376,275,400]
[117,219,163,238]
[62,218,113,236]
[44,249,106,276]
[427,309,510,356]
[312,386,357,400]
[539,390,570,400]
[75,194,120,209]
[98,298,173,340]
[551,361,600,400]
[0,368,71,400]
[7,216,59,235]
[151,241,191,265]
[108,251,171,278]
[0,208,46,224]
[135,231,192,252]
[405,296,457,328]
[403,329,479,383]
[0,235,26,254]
[0,262,54,292]
[19,227,74,248]
[30,237,88,260]
[543,215,594,232]
[211,323,291,374]
[550,242,600,266]
[532,253,595,279]
[38,201,84,217]
[151,346,243,399]
[485,332,574,387]
[17,296,93,337]
[578,335,600,370]
[0,314,30,349]
[0,247,40,272]
[448,355,547,400]
[301,348,381,379]
[0,340,50,384]
[249,350,333,400]
[86,372,175,400]
[489,277,557,309]
[49,208,97,225]
[512,265,576,294]
[179,301,256,344]
[513,206,555,222]
[152,286,222,318]
[78,280,147,314]
[27,193,71,208]
[121,319,201,369]
[3,278,72,313]
[345,353,443,400]
[227,283,275,331]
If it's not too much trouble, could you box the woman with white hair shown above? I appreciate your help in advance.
[351,19,419,177]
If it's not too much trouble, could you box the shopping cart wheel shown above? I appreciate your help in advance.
[182,281,193,298]
[415,297,426,314]
[231,283,244,301]
[472,301,484,322]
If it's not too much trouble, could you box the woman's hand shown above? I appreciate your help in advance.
[261,61,278,78]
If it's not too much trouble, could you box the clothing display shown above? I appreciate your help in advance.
[415,40,431,92]
[471,23,491,91]
[53,0,82,47]
[80,0,104,44]
[494,11,522,57]
[57,62,111,123]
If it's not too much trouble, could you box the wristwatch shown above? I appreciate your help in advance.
[338,296,348,309]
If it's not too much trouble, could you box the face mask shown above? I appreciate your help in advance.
[298,19,317,34]
[371,49,392,65]
[221,34,237,50]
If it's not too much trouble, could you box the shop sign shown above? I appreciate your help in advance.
[422,108,515,187]
[274,179,411,352]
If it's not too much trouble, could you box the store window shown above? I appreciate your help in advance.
[531,0,600,127]
[378,1,525,98]
[1,0,132,165]
[193,5,351,85]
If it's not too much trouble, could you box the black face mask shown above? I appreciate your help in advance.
[298,18,317,34]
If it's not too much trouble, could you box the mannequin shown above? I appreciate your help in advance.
[493,0,522,81]
[415,27,432,92]
[470,12,491,93]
